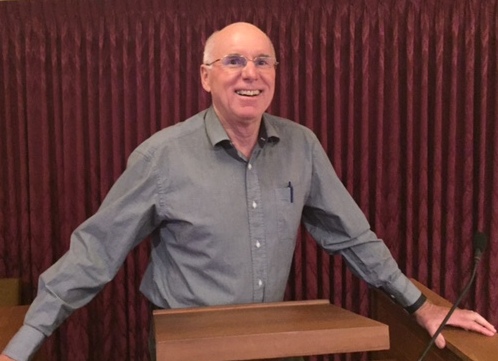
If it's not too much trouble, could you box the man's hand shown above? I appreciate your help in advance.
[414,300,497,348]
[0,355,15,361]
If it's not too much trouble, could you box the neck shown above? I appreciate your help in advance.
[218,116,261,159]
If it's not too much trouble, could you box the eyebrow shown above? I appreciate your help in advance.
[226,53,273,58]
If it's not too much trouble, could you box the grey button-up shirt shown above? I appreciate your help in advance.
[4,107,421,361]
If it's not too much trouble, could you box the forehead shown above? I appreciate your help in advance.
[213,27,274,57]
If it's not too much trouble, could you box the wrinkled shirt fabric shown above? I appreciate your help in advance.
[4,107,421,361]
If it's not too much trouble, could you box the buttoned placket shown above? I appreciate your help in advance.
[245,149,267,302]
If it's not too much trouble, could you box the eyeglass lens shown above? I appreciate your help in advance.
[221,55,275,68]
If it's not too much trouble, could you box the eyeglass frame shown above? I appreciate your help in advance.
[204,54,279,69]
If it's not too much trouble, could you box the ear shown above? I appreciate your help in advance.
[200,65,211,92]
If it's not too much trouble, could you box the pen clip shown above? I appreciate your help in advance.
[288,181,294,203]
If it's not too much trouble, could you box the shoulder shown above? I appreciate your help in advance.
[263,113,320,144]
[130,110,208,162]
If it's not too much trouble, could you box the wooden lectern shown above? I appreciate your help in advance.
[370,278,498,361]
[153,299,389,360]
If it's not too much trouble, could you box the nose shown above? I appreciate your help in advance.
[241,60,259,79]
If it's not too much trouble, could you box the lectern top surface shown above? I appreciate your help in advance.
[152,300,389,360]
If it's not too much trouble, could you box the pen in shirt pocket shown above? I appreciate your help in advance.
[288,181,294,203]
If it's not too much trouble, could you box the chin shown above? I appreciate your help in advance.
[236,112,265,122]
[235,106,268,120]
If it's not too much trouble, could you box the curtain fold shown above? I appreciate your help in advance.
[1,1,497,360]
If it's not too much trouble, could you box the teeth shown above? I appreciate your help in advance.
[236,90,261,96]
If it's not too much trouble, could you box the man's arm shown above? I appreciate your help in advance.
[414,300,496,348]
[1,149,163,361]
[302,135,497,345]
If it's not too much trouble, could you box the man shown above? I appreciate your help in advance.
[1,22,495,361]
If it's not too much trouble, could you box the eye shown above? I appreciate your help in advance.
[254,57,271,67]
[223,55,245,67]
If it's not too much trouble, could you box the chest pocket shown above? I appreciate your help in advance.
[275,183,304,241]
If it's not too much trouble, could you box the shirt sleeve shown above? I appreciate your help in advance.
[2,149,163,361]
[301,134,422,308]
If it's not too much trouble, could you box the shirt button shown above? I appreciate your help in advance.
[258,279,263,287]
[252,201,257,209]
[247,163,252,170]
[255,240,261,248]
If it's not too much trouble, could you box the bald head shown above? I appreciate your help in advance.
[203,22,276,64]
[199,21,276,129]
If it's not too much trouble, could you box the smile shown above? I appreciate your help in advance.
[235,89,261,97]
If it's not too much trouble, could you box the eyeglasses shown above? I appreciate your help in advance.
[204,54,278,70]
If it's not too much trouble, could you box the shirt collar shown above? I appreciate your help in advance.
[204,106,280,149]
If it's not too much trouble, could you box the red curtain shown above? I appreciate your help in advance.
[1,1,497,360]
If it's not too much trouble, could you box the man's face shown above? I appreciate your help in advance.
[200,24,276,125]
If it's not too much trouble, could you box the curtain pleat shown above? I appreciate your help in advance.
[1,1,497,360]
